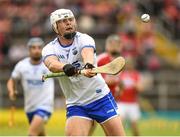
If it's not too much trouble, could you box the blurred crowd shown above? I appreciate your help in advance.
[0,0,179,71]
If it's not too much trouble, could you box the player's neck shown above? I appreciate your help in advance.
[58,36,73,46]
[108,53,116,60]
[30,59,41,65]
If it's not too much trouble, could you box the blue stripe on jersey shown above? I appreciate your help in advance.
[58,38,73,48]
[81,45,96,53]
[43,54,58,61]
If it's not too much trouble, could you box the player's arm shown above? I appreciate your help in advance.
[44,55,79,76]
[81,47,96,77]
[114,81,124,98]
[134,74,144,92]
[81,47,94,65]
[7,78,17,101]
[104,75,119,86]
[135,80,144,92]
[44,56,65,73]
[42,44,79,76]
[7,62,21,101]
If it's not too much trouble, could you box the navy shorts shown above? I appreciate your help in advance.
[26,109,51,124]
[66,92,119,123]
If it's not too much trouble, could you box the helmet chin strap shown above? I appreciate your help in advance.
[63,32,76,40]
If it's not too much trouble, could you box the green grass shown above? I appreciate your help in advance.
[0,109,180,136]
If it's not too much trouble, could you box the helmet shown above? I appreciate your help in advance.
[27,37,44,47]
[50,9,74,33]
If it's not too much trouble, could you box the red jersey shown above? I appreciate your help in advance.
[118,70,140,103]
[97,53,119,97]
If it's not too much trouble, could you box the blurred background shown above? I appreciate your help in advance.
[0,0,180,136]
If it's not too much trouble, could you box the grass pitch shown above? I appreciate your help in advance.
[0,109,180,136]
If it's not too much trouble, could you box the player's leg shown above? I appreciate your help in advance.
[65,116,94,136]
[101,115,125,136]
[27,109,51,136]
[131,121,139,136]
[39,130,46,136]
[65,106,94,136]
[88,120,97,136]
[129,103,141,136]
[87,92,126,136]
[99,102,127,136]
[28,115,45,136]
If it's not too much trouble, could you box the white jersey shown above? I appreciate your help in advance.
[11,57,54,113]
[42,32,110,107]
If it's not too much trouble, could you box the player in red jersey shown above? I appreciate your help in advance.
[98,34,144,136]
[97,34,122,99]
[95,34,124,135]
[117,56,144,136]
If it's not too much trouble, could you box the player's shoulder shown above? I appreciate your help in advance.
[17,57,30,65]
[98,53,110,60]
[42,38,58,54]
[43,38,58,49]
[76,32,94,42]
[97,53,111,66]
[76,32,92,38]
[97,53,111,62]
[14,57,30,68]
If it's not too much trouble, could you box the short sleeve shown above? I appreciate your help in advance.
[80,34,96,52]
[97,55,105,67]
[42,44,57,61]
[11,62,22,80]
[97,58,104,67]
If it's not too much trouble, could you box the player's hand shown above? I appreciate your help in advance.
[114,86,120,99]
[84,63,95,69]
[104,75,119,85]
[83,63,97,78]
[115,86,123,97]
[63,64,79,76]
[83,69,96,78]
